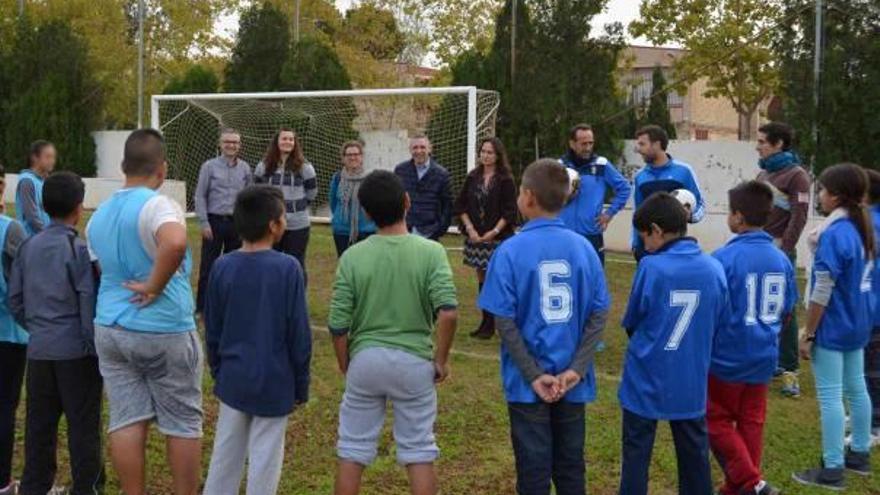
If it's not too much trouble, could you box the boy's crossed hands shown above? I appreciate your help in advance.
[531,370,582,403]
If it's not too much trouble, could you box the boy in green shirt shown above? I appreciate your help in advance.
[330,170,458,495]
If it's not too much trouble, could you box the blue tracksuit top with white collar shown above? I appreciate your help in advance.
[87,187,195,333]
[711,231,797,383]
[479,217,610,404]
[620,237,729,420]
[559,152,632,237]
[631,155,705,249]
[811,217,873,351]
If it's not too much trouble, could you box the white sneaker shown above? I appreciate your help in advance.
[0,480,18,495]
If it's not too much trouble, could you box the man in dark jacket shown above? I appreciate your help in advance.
[394,134,453,240]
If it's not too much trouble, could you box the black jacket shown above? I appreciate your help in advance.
[394,159,453,239]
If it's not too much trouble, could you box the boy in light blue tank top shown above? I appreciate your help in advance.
[86,129,202,495]
[0,163,28,495]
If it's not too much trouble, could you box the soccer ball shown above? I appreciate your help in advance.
[670,189,696,215]
[565,168,581,204]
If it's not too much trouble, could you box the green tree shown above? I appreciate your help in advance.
[645,66,677,139]
[369,0,503,66]
[0,0,234,127]
[775,0,879,173]
[443,0,627,174]
[163,64,220,94]
[1,18,101,176]
[280,38,353,91]
[630,0,781,139]
[224,3,291,92]
[340,3,406,60]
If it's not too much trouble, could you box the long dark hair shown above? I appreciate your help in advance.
[263,128,305,175]
[819,163,875,258]
[474,137,511,177]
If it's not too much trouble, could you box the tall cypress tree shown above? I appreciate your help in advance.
[224,3,290,92]
[2,18,101,176]
[646,66,677,139]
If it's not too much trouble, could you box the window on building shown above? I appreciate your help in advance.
[695,128,709,140]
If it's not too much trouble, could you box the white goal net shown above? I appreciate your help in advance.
[152,87,501,215]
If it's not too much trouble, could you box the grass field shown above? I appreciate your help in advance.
[9,220,880,494]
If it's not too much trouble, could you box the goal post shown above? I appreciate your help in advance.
[151,87,500,216]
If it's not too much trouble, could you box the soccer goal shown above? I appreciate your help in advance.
[151,87,501,215]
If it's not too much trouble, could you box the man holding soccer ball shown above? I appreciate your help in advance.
[631,125,706,260]
[559,124,632,265]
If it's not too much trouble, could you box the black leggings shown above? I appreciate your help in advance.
[274,228,310,284]
[0,343,26,486]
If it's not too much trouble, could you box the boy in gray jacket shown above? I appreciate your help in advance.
[9,171,102,495]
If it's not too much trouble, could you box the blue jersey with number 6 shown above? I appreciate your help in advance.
[711,231,797,384]
[810,218,873,351]
[479,217,610,403]
[620,237,729,420]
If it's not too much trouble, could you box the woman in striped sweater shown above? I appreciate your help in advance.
[254,128,317,281]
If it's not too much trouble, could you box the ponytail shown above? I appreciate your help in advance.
[819,163,875,259]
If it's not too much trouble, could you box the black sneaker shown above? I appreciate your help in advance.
[792,466,845,491]
[845,447,871,476]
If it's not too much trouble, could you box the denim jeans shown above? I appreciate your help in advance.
[619,408,712,495]
[508,401,586,495]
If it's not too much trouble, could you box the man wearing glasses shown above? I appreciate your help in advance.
[194,128,252,313]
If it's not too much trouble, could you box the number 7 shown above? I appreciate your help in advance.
[666,291,700,351]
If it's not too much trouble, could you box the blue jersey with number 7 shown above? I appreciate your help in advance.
[479,217,610,403]
[620,237,729,420]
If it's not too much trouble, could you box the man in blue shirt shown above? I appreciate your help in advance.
[393,135,453,240]
[708,181,796,495]
[559,123,631,265]
[631,125,705,260]
[480,159,609,495]
[619,192,729,495]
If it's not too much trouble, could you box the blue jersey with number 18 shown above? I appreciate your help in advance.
[479,217,610,404]
[711,231,797,384]
[619,237,729,420]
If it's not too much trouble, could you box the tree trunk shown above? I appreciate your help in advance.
[738,110,755,141]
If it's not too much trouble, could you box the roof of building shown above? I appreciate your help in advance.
[621,45,686,69]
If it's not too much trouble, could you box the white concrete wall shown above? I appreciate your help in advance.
[3,174,188,211]
[607,140,818,268]
[360,129,412,172]
[93,130,132,180]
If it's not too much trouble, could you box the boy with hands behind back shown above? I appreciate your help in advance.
[479,159,610,495]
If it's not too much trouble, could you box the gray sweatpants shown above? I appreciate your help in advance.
[336,346,439,466]
[203,401,289,495]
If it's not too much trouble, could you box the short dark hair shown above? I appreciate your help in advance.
[635,125,669,151]
[728,181,773,227]
[358,170,406,227]
[633,192,688,236]
[757,122,794,150]
[521,158,569,213]
[28,140,54,167]
[42,171,85,219]
[122,128,166,177]
[866,169,880,205]
[233,185,285,242]
[568,123,593,141]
